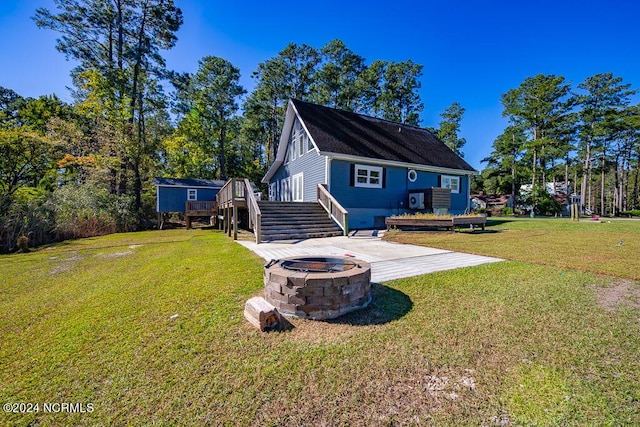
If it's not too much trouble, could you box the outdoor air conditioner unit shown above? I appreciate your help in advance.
[408,192,425,209]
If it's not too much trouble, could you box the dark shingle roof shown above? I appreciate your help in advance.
[153,177,226,188]
[292,99,475,172]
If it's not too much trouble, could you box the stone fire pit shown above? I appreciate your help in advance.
[264,256,372,320]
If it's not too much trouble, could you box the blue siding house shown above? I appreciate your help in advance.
[262,99,477,230]
[154,177,225,213]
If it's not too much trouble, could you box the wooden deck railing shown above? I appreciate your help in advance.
[216,178,246,209]
[184,200,217,228]
[185,200,217,215]
[216,178,262,242]
[244,178,262,243]
[317,184,349,236]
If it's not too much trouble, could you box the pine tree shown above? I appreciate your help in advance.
[437,102,467,157]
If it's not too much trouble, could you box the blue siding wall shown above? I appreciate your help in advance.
[270,149,327,202]
[157,187,219,213]
[330,159,407,209]
[329,160,470,229]
[407,168,470,212]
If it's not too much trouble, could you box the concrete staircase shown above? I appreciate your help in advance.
[257,201,343,242]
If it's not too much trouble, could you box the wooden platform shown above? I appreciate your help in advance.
[185,200,217,228]
[385,215,486,232]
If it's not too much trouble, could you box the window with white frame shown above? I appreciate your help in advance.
[440,175,461,193]
[281,178,291,201]
[289,119,306,161]
[268,182,277,201]
[292,173,304,201]
[291,136,297,161]
[187,188,197,201]
[354,164,383,188]
[306,133,314,152]
[297,134,304,157]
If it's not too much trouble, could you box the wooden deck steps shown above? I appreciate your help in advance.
[257,201,343,242]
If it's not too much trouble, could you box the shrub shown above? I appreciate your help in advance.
[501,207,514,216]
[16,235,29,252]
[619,210,640,218]
[1,183,150,253]
[522,186,562,216]
[47,184,119,240]
[0,187,54,253]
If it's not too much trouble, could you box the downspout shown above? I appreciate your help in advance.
[467,175,472,213]
[325,156,331,192]
[403,168,409,216]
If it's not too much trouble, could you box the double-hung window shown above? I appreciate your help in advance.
[306,133,314,152]
[440,175,460,193]
[292,173,304,201]
[297,133,304,157]
[354,164,383,189]
[187,188,197,201]
[290,119,306,161]
[291,137,297,161]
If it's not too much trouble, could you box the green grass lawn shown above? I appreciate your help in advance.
[1,223,639,425]
[386,216,640,280]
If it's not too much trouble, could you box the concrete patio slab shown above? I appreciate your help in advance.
[237,235,502,283]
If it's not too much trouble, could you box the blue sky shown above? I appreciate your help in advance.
[1,0,639,170]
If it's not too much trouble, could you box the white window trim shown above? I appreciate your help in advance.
[355,164,383,189]
[281,177,291,201]
[291,137,297,161]
[187,188,197,201]
[292,172,304,201]
[306,133,314,152]
[268,182,276,201]
[408,169,418,182]
[441,175,461,194]
[297,133,304,157]
[289,119,306,162]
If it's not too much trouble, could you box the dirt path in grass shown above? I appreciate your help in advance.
[593,280,640,312]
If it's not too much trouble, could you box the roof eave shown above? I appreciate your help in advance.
[154,184,223,189]
[320,152,478,176]
[261,101,297,183]
[261,159,283,183]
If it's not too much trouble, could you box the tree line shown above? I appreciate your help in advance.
[5,1,636,253]
[480,73,640,216]
[3,0,463,252]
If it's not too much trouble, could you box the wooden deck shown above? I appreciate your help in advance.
[185,200,217,228]
[214,179,348,244]
[385,215,486,232]
[215,178,257,241]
